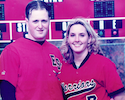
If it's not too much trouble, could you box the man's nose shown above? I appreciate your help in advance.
[38,22,43,28]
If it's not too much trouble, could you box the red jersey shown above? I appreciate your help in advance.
[59,53,124,100]
[0,37,64,100]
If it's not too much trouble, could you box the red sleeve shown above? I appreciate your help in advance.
[103,59,124,94]
[0,46,20,87]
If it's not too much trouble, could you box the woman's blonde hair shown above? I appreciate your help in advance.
[60,17,103,64]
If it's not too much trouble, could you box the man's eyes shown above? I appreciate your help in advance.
[32,20,48,23]
[33,20,38,22]
[42,20,48,23]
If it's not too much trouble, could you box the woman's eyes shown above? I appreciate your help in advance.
[80,33,85,37]
[70,34,75,37]
[70,33,85,37]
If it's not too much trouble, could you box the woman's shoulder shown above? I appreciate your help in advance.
[91,53,114,64]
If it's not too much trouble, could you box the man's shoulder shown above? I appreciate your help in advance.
[4,38,27,50]
[9,37,25,45]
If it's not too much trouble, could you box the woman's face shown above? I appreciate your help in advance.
[68,24,91,54]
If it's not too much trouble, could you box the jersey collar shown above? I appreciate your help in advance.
[72,52,91,69]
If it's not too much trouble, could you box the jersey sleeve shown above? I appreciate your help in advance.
[0,55,1,78]
[103,59,124,96]
[0,46,20,87]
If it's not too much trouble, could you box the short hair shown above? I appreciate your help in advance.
[60,17,103,64]
[25,1,51,19]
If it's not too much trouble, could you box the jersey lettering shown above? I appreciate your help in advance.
[50,54,62,70]
[50,55,57,66]
[56,58,62,70]
[62,79,96,99]
[86,94,97,100]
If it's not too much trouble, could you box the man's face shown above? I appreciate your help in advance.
[26,9,50,41]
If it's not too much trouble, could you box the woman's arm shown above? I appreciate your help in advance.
[113,92,125,100]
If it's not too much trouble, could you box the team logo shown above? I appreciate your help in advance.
[61,79,96,99]
[1,70,6,75]
[50,54,62,70]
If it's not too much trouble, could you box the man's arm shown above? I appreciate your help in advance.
[0,80,16,100]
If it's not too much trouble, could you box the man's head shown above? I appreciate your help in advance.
[25,1,51,19]
[25,1,51,41]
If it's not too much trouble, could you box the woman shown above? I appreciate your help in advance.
[59,18,125,100]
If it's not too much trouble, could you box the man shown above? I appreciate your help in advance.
[0,1,64,100]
